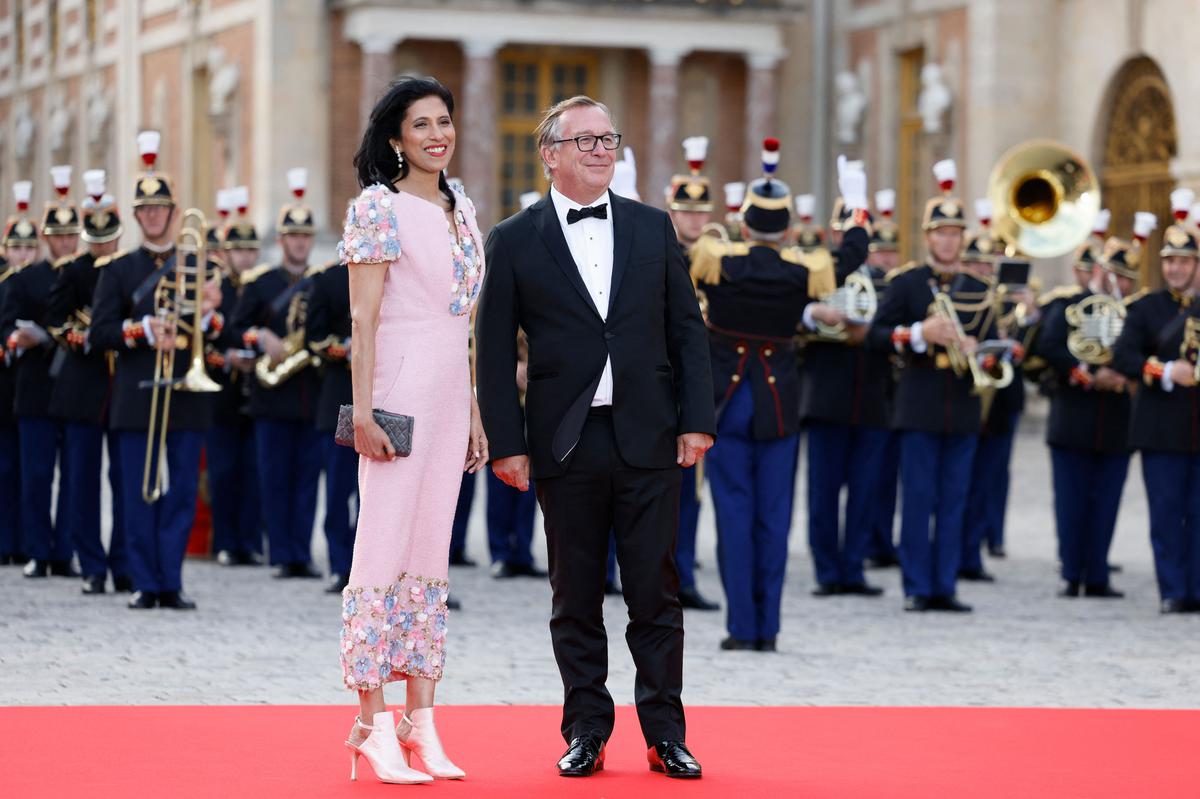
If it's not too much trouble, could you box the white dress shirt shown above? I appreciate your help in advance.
[550,185,615,406]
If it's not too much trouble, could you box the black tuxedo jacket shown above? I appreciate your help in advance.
[476,190,715,480]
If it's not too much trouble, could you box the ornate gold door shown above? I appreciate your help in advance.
[1100,58,1178,289]
[498,48,598,218]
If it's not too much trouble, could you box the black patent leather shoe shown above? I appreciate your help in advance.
[678,586,720,610]
[604,580,623,596]
[325,573,348,594]
[719,636,756,651]
[1161,599,1189,614]
[128,591,157,609]
[929,595,973,612]
[158,591,197,610]
[447,594,462,610]
[865,553,900,569]
[1084,583,1124,598]
[216,550,236,567]
[987,544,1007,559]
[557,734,605,777]
[50,559,80,577]
[449,551,477,567]
[81,575,107,595]
[811,583,842,597]
[113,575,134,593]
[756,637,777,652]
[490,560,518,579]
[290,562,322,579]
[841,582,884,597]
[1109,562,1123,574]
[958,569,995,583]
[510,561,548,578]
[904,596,929,612]
[1058,581,1081,598]
[648,741,702,778]
[22,559,49,578]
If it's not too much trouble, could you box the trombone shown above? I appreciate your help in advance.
[141,208,222,503]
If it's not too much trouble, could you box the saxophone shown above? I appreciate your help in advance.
[255,291,318,388]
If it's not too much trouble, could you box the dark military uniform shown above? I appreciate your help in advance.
[306,260,357,583]
[0,253,21,564]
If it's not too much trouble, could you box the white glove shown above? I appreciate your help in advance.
[837,155,868,212]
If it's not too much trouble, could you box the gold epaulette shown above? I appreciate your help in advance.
[885,260,921,283]
[239,263,274,285]
[304,260,336,279]
[689,235,745,286]
[94,249,129,269]
[0,267,12,284]
[53,254,75,270]
[1036,284,1083,307]
[1122,287,1149,307]
[782,246,835,299]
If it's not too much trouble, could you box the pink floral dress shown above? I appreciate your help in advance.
[336,183,483,690]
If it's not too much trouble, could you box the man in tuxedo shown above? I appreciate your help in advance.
[477,96,715,779]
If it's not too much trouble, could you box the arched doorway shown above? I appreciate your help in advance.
[1099,57,1178,288]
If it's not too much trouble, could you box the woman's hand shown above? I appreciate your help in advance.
[355,413,395,462]
[465,401,489,474]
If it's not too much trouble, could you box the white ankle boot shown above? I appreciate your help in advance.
[345,711,433,784]
[397,707,466,780]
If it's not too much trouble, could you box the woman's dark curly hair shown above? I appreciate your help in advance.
[353,76,457,210]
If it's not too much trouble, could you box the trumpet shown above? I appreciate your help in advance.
[142,209,222,504]
[815,267,877,340]
[932,291,1014,392]
[1065,294,1126,366]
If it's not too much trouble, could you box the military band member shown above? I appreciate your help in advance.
[90,131,222,610]
[306,254,356,592]
[1039,235,1138,598]
[721,182,745,242]
[44,170,130,593]
[865,189,903,569]
[1,168,80,579]
[867,160,981,613]
[796,159,883,596]
[664,136,719,611]
[695,139,843,650]
[0,197,41,567]
[231,180,322,580]
[792,194,824,252]
[1112,213,1200,614]
[206,186,264,567]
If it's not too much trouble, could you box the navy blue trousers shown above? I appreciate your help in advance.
[254,419,321,566]
[117,430,202,593]
[0,424,20,558]
[707,383,799,641]
[62,422,127,579]
[1141,451,1200,601]
[18,417,70,562]
[106,431,127,577]
[868,432,901,560]
[806,421,890,587]
[961,415,1019,571]
[323,436,359,577]
[675,465,701,590]
[486,468,536,566]
[898,430,978,598]
[206,424,261,557]
[1051,446,1128,586]
[450,470,476,560]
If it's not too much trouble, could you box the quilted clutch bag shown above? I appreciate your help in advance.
[334,405,414,457]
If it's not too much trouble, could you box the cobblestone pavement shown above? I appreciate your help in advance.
[2,397,1198,708]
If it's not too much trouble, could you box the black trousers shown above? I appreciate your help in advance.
[536,409,686,747]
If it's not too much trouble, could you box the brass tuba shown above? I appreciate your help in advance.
[141,209,221,504]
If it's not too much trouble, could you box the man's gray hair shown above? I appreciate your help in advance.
[534,96,615,180]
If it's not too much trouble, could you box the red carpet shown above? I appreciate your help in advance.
[3,705,1194,797]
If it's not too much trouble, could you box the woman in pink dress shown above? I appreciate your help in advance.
[337,77,488,784]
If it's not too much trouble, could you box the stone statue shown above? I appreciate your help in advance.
[835,69,867,145]
[919,63,952,135]
[14,96,36,162]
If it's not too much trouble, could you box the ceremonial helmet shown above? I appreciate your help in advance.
[3,181,38,247]
[666,137,714,213]
[1100,214,1154,281]
[80,170,122,244]
[922,160,967,230]
[132,131,176,207]
[1161,189,1199,259]
[1072,209,1111,273]
[794,194,824,251]
[741,138,791,235]
[961,199,1001,263]
[41,165,82,236]
[277,168,316,235]
[222,186,260,249]
[869,189,899,253]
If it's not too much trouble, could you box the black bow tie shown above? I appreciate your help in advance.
[567,204,608,224]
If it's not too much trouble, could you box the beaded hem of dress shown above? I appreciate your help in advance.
[340,573,450,689]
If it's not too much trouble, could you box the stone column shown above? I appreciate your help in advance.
[460,39,501,228]
[744,53,782,180]
[357,35,401,130]
[647,48,685,208]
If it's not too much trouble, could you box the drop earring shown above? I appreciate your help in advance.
[394,145,405,169]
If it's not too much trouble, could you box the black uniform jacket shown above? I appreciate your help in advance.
[1112,289,1200,454]
[305,262,352,434]
[476,192,715,479]
[90,247,215,432]
[45,252,113,425]
[1037,290,1131,454]
[230,265,320,422]
[207,272,253,428]
[868,263,983,436]
[797,228,893,428]
[0,266,16,427]
[701,242,816,440]
[0,258,62,419]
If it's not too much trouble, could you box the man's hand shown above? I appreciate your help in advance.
[200,277,222,318]
[11,328,41,350]
[492,454,531,492]
[230,352,256,373]
[1094,366,1128,392]
[257,329,286,363]
[677,433,714,467]
[148,317,177,352]
[809,303,846,328]
[1168,360,1197,389]
[843,320,868,345]
[920,314,960,348]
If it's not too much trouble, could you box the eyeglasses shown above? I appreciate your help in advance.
[553,133,623,152]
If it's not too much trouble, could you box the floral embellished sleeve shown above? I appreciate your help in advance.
[338,184,402,265]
